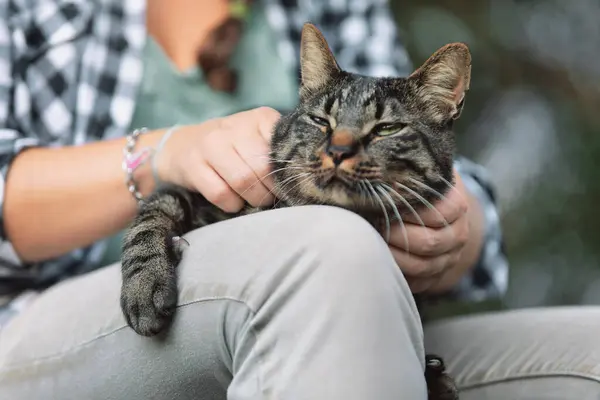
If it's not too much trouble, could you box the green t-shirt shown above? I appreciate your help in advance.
[130,5,298,129]
[101,5,299,265]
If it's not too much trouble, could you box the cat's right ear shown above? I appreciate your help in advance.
[408,43,471,124]
[299,23,341,99]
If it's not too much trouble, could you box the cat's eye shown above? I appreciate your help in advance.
[373,123,407,137]
[308,114,330,127]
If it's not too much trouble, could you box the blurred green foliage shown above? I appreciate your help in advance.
[390,0,600,311]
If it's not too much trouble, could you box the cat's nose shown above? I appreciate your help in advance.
[326,129,359,166]
[326,144,357,165]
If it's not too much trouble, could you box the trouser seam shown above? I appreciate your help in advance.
[460,370,600,391]
[0,296,255,373]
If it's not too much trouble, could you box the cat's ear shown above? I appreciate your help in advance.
[409,43,471,123]
[299,23,341,99]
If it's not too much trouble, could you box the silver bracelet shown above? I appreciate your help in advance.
[151,125,181,187]
[122,127,153,205]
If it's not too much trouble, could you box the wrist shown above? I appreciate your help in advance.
[135,124,196,191]
[150,125,186,187]
[129,128,168,196]
[133,118,221,195]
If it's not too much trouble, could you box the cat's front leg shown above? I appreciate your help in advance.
[120,187,195,336]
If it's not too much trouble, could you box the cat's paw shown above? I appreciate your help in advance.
[425,354,459,400]
[120,270,178,337]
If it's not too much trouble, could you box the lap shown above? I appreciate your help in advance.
[0,205,423,399]
[2,204,598,399]
[425,306,600,399]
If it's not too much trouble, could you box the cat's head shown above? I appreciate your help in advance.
[270,23,471,215]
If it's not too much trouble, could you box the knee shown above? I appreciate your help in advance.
[259,206,423,352]
[276,206,407,295]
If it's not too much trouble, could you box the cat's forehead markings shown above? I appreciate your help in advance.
[374,98,385,120]
[324,95,336,114]
[330,97,340,118]
[380,98,403,121]
[363,98,378,121]
[341,86,353,101]
[324,96,340,126]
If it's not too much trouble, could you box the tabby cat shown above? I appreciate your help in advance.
[121,23,470,400]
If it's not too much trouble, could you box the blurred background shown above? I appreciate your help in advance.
[389,0,600,312]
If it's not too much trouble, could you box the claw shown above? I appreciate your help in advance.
[426,355,445,372]
[172,236,190,247]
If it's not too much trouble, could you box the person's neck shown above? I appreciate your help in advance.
[146,0,230,72]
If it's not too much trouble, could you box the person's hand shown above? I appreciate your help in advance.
[158,107,281,212]
[388,169,471,293]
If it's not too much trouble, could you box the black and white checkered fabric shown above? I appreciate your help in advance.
[0,0,508,325]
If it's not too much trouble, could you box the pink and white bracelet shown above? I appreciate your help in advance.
[122,127,153,205]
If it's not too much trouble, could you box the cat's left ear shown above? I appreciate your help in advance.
[408,43,471,123]
[299,23,341,99]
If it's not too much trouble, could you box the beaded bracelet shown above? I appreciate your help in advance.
[122,127,153,205]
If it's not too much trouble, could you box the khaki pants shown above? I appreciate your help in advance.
[0,206,598,399]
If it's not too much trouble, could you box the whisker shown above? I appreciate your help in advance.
[395,181,450,230]
[267,158,296,163]
[254,171,305,208]
[380,182,433,247]
[270,172,312,207]
[358,181,376,210]
[366,181,390,243]
[441,175,469,207]
[375,185,409,253]
[379,182,427,230]
[357,181,369,202]
[253,154,318,166]
[265,158,305,164]
[274,174,314,208]
[239,166,306,198]
[274,172,311,195]
[436,174,468,205]
[407,177,450,203]
[437,175,455,191]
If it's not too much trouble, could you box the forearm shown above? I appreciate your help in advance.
[429,188,485,294]
[3,129,167,262]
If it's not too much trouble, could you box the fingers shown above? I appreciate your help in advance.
[388,217,469,257]
[207,141,274,208]
[191,162,245,213]
[184,106,281,212]
[406,274,443,294]
[401,170,468,228]
[226,107,280,143]
[390,246,460,278]
[401,189,467,228]
[392,246,462,294]
[234,130,276,194]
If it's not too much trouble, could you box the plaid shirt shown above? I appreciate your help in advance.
[0,0,508,326]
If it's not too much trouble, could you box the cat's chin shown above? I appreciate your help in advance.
[310,178,379,212]
[322,182,357,207]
